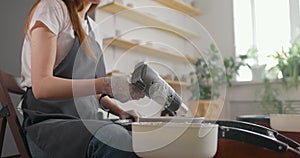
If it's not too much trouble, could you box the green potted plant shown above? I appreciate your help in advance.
[250,42,299,129]
[269,42,300,89]
[188,44,248,119]
[253,77,295,129]
[259,77,293,114]
[257,42,300,115]
[239,39,300,127]
[188,44,224,100]
[223,54,249,86]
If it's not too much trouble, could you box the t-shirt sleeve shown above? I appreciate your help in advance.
[29,0,68,35]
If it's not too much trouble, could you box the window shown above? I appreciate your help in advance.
[233,0,293,81]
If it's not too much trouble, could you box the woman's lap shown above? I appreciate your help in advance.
[86,123,137,158]
[26,123,136,158]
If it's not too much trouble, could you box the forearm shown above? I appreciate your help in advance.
[100,96,124,117]
[32,76,111,100]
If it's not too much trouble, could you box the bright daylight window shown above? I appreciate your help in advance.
[233,0,292,81]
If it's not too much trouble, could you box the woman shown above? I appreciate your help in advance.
[20,0,143,157]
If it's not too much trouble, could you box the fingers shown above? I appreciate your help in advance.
[120,110,140,122]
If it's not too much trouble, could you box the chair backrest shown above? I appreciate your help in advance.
[0,70,31,158]
[0,71,24,95]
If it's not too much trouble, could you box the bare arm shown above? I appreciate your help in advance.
[100,96,124,116]
[31,21,111,100]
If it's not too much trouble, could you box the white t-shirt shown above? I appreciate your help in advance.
[20,0,103,88]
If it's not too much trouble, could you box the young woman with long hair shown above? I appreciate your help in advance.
[21,0,143,157]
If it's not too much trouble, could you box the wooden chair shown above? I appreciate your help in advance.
[0,70,31,158]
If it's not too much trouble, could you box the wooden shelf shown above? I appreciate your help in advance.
[103,37,197,63]
[165,79,190,87]
[106,71,190,88]
[98,2,199,38]
[154,0,203,16]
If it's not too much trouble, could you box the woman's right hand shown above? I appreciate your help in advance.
[119,109,141,122]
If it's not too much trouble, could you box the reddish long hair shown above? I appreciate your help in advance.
[24,0,99,60]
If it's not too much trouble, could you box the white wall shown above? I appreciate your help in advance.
[194,0,235,58]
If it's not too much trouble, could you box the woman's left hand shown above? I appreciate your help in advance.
[119,110,141,122]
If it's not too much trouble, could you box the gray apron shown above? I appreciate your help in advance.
[22,18,111,158]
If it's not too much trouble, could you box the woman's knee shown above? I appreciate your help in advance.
[94,124,133,151]
[86,124,136,158]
